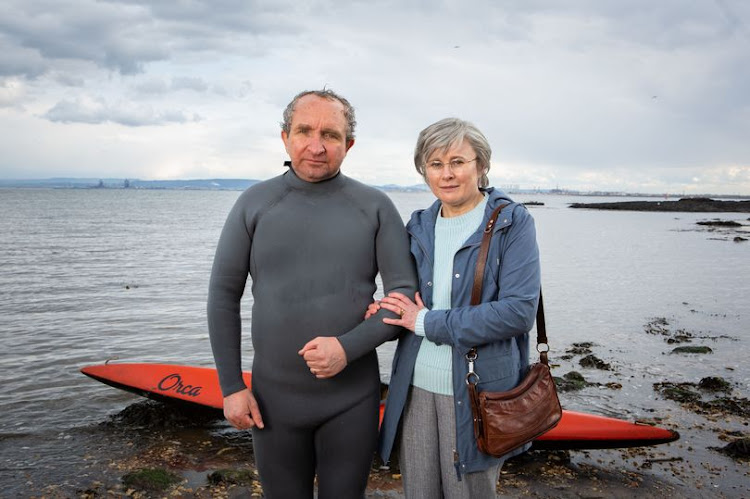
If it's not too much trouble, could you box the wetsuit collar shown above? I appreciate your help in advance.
[283,161,346,192]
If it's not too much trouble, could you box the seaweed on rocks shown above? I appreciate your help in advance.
[698,376,732,392]
[653,382,702,404]
[644,318,693,343]
[670,345,713,354]
[700,397,750,418]
[102,399,222,430]
[567,342,595,355]
[694,217,749,240]
[653,377,750,418]
[207,468,256,486]
[579,354,612,370]
[643,317,729,351]
[644,317,670,336]
[553,371,621,392]
[560,342,595,361]
[557,342,618,385]
[711,437,750,461]
[696,220,742,227]
[554,371,589,392]
[205,468,264,497]
[121,468,182,492]
[666,331,694,344]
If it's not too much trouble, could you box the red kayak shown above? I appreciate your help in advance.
[81,362,679,450]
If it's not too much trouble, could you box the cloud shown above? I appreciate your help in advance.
[135,77,209,95]
[133,79,170,95]
[0,1,165,75]
[0,78,26,108]
[42,96,202,126]
[171,76,209,92]
[0,0,298,78]
[0,36,47,78]
[0,0,748,193]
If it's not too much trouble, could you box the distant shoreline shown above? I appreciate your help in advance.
[569,197,750,212]
[1,178,748,198]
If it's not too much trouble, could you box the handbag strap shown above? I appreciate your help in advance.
[467,203,549,367]
[470,204,507,305]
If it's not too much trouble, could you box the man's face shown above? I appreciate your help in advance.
[281,95,355,183]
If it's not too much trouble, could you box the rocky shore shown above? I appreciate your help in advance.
[35,334,747,499]
[24,312,748,498]
[42,397,746,498]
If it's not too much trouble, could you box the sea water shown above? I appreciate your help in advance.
[0,187,747,495]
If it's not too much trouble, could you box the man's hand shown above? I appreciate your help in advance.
[364,300,381,320]
[298,337,348,378]
[223,388,264,430]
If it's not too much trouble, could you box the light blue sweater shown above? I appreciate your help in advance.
[412,195,488,395]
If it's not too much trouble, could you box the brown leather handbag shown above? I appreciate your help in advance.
[465,204,562,458]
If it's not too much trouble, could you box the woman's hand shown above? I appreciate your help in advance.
[379,292,425,332]
[364,301,381,320]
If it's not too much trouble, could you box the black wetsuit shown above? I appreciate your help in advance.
[208,167,417,498]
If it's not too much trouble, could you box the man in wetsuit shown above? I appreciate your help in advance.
[207,89,417,498]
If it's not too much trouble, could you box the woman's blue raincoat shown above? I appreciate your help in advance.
[378,187,541,478]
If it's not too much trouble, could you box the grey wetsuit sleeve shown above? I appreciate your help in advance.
[336,196,417,363]
[207,191,254,397]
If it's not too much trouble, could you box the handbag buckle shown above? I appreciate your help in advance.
[537,343,550,365]
[465,350,480,385]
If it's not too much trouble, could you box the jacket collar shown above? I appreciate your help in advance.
[408,187,515,247]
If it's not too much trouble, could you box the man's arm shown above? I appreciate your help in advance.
[300,195,418,377]
[207,190,254,397]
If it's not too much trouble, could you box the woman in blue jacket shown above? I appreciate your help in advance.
[373,118,541,498]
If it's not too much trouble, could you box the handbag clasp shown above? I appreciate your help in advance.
[465,349,480,385]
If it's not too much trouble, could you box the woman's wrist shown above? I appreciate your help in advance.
[414,309,428,336]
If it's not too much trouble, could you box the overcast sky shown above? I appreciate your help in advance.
[1,1,749,194]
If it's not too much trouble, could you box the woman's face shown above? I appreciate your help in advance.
[424,139,483,217]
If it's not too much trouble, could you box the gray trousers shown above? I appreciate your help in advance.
[398,386,500,499]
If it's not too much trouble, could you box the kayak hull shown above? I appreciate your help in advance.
[81,362,679,450]
[81,362,246,410]
[530,409,679,450]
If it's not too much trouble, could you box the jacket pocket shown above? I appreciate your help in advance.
[473,342,521,391]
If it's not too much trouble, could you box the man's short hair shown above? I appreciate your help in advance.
[281,89,357,142]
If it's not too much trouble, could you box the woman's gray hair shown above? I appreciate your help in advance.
[414,118,491,188]
[280,89,357,142]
